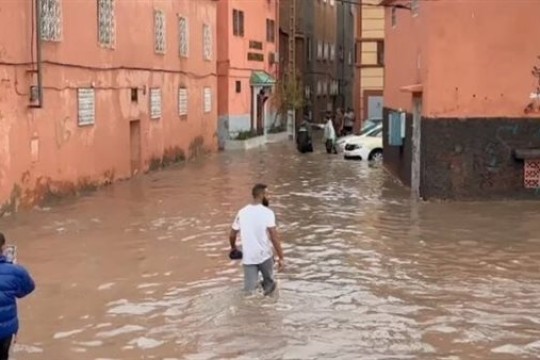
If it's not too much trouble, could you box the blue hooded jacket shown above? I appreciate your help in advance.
[0,256,35,339]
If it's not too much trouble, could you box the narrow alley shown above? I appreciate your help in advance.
[2,144,539,360]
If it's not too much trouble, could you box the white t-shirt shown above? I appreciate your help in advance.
[232,204,276,265]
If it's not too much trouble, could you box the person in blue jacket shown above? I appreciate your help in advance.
[0,233,35,360]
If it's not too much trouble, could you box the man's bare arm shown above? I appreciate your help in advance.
[229,228,239,249]
[268,227,284,260]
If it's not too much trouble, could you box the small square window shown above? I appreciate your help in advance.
[131,88,138,103]
[235,81,241,93]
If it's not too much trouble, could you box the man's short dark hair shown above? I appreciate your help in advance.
[252,183,267,198]
[0,233,5,247]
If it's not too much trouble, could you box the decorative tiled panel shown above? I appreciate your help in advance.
[41,0,62,41]
[524,159,540,189]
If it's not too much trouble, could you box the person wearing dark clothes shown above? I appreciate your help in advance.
[0,233,35,360]
[296,120,313,153]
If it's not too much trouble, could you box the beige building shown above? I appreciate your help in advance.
[354,0,385,122]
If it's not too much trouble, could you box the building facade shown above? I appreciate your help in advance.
[216,0,279,145]
[354,0,384,124]
[0,0,218,215]
[279,0,338,124]
[383,0,540,200]
[336,0,356,111]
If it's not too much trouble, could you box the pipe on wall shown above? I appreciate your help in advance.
[34,0,43,108]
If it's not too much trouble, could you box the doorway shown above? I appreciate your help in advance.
[363,90,384,120]
[129,120,141,176]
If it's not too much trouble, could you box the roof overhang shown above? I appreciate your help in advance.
[250,71,277,86]
[400,83,423,94]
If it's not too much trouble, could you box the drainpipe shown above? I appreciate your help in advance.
[34,0,43,108]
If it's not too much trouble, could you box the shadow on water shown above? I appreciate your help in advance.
[1,142,540,359]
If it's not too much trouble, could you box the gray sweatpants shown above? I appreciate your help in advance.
[243,257,276,295]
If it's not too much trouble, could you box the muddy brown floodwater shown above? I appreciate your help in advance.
[1,142,540,360]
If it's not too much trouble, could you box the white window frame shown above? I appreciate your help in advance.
[203,87,212,113]
[77,88,95,126]
[154,9,166,54]
[98,0,115,48]
[178,87,188,116]
[150,88,162,119]
[41,0,63,41]
[178,16,189,58]
[203,24,213,61]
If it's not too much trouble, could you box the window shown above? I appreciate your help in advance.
[203,24,212,61]
[411,0,419,16]
[266,19,275,43]
[235,81,242,93]
[377,40,385,66]
[131,88,138,103]
[317,41,323,60]
[330,44,335,61]
[203,87,212,113]
[178,87,188,116]
[233,9,244,36]
[330,0,335,5]
[391,7,397,27]
[354,43,358,64]
[154,10,166,54]
[307,37,312,62]
[178,16,189,57]
[98,0,115,47]
[150,88,161,119]
[78,89,95,126]
[41,0,62,41]
[323,42,328,61]
[348,51,352,65]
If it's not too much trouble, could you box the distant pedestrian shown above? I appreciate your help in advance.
[0,233,35,360]
[229,184,284,296]
[343,108,355,135]
[296,120,313,153]
[335,108,345,136]
[323,113,338,154]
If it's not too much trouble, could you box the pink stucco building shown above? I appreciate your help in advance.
[216,0,279,146]
[382,0,540,200]
[0,0,218,214]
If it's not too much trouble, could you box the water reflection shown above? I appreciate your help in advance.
[1,143,540,359]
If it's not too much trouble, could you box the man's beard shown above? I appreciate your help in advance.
[262,197,270,207]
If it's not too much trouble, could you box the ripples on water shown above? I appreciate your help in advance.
[2,143,540,359]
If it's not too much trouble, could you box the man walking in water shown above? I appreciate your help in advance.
[0,233,35,359]
[229,184,284,295]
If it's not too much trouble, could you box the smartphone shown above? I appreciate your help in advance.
[3,245,17,263]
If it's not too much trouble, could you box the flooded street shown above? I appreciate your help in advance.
[2,142,540,360]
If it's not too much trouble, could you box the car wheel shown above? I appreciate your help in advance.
[369,149,383,162]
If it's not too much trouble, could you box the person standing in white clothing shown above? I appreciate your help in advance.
[229,184,284,295]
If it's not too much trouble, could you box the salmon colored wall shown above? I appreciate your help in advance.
[385,1,540,118]
[424,1,540,118]
[383,0,428,114]
[217,0,278,117]
[0,0,217,212]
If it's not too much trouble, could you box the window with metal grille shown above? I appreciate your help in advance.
[41,0,62,41]
[203,24,212,61]
[233,10,244,37]
[203,87,212,113]
[266,19,275,43]
[98,0,115,48]
[178,88,188,116]
[78,89,95,126]
[178,16,189,57]
[154,10,166,54]
[150,88,162,119]
[317,41,322,60]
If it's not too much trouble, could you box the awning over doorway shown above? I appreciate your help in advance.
[250,71,276,86]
